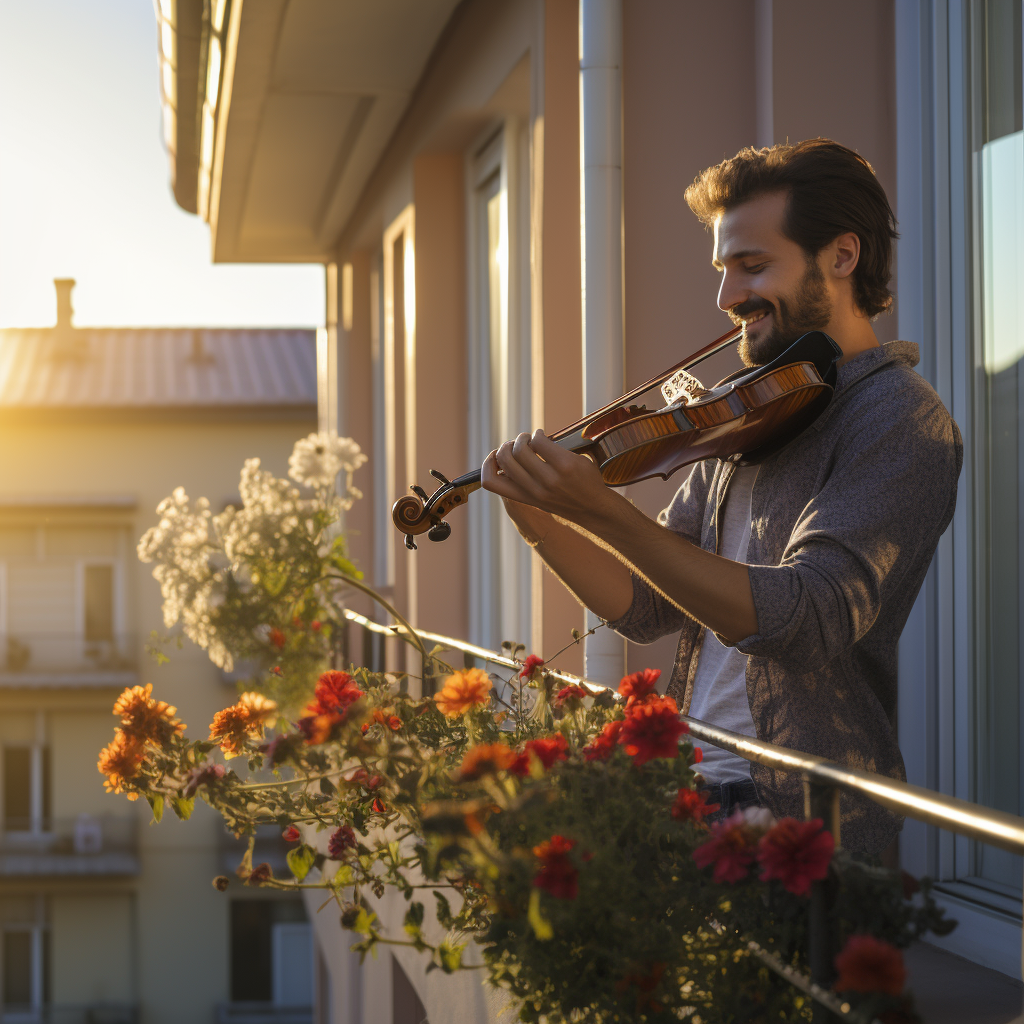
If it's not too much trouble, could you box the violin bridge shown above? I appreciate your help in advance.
[661,368,710,405]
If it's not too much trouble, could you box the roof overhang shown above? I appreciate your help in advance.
[161,0,463,262]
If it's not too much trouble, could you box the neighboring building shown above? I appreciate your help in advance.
[158,0,1023,1018]
[0,280,318,1023]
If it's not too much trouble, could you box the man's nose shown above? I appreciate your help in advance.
[717,270,747,314]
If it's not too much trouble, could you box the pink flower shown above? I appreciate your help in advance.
[757,817,834,895]
[553,684,588,707]
[328,825,357,859]
[519,654,545,679]
[617,668,661,707]
[834,935,906,996]
[671,788,719,823]
[618,696,687,765]
[692,810,759,883]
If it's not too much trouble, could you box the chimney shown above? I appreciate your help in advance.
[54,278,76,330]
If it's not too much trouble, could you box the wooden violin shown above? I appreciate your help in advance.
[392,329,842,549]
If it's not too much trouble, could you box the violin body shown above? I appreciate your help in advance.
[393,330,841,548]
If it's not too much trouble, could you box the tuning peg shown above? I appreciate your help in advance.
[428,522,452,542]
[405,534,418,550]
[429,469,452,486]
[410,484,429,500]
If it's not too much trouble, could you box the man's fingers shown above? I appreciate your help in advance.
[482,448,533,503]
[511,432,560,486]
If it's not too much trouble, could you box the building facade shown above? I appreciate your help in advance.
[0,285,318,1022]
[157,0,1023,1016]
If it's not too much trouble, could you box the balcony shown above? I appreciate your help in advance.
[0,816,139,876]
[1,633,137,687]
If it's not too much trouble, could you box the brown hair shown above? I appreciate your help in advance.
[685,139,898,318]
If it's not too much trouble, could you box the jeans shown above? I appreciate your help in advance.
[699,778,762,824]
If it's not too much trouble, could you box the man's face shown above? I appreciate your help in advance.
[712,192,832,367]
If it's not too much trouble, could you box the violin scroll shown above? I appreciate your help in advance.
[391,472,483,549]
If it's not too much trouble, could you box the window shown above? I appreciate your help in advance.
[466,122,532,652]
[969,0,1023,900]
[2,715,50,834]
[83,564,114,642]
[0,896,48,1017]
[229,900,312,1006]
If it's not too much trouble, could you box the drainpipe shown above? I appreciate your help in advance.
[579,0,627,684]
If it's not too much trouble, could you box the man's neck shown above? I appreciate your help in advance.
[830,316,881,367]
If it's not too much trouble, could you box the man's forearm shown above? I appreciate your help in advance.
[579,491,760,644]
[526,516,636,622]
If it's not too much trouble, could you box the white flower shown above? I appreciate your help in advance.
[288,432,367,490]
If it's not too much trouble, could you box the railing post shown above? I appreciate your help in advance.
[804,776,841,1023]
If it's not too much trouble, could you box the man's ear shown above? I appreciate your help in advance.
[830,232,861,280]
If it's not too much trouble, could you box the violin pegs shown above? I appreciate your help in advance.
[427,521,452,543]
[429,469,452,486]
[410,484,429,501]
[405,534,418,550]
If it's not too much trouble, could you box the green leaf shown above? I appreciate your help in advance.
[170,795,195,821]
[352,907,377,937]
[403,902,425,937]
[527,888,553,941]
[287,844,317,882]
[437,940,465,973]
[433,891,453,928]
[146,793,164,824]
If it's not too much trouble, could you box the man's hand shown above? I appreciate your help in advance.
[481,429,612,530]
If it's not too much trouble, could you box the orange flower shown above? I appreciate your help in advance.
[209,691,278,757]
[618,668,661,708]
[459,743,516,781]
[299,712,343,745]
[112,684,185,747]
[372,708,402,731]
[433,668,492,718]
[98,729,146,798]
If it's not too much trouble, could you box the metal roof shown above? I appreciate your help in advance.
[0,327,317,410]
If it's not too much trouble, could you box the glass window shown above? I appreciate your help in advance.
[971,0,1023,896]
[84,564,114,642]
[229,900,310,1005]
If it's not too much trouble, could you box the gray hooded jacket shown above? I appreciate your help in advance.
[609,341,963,854]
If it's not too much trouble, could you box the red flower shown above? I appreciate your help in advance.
[671,787,719,823]
[618,696,687,765]
[618,668,661,707]
[297,712,343,745]
[306,670,364,718]
[347,768,381,789]
[245,862,273,886]
[532,835,579,899]
[519,654,545,679]
[692,810,758,883]
[371,797,387,814]
[834,935,907,997]
[757,818,835,896]
[582,720,623,761]
[554,684,588,707]
[693,746,703,763]
[282,825,301,842]
[269,627,287,649]
[328,825,357,859]
[311,620,322,632]
[510,733,569,776]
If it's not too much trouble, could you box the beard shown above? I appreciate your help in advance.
[735,258,832,367]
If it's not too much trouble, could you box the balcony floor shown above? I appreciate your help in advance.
[906,942,1022,1023]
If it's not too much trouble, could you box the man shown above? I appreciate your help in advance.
[480,140,962,856]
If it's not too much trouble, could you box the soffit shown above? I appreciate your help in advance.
[211,0,462,263]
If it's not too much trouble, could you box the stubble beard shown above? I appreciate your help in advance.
[737,259,833,367]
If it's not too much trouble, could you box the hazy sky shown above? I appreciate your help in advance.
[0,0,323,328]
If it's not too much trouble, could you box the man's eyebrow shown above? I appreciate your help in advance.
[711,247,770,270]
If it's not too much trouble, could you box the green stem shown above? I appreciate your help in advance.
[324,573,430,663]
[238,768,345,791]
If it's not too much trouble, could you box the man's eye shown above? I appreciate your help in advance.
[745,264,767,274]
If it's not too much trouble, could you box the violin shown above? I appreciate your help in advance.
[392,330,842,549]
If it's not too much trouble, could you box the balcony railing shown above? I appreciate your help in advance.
[1,1004,139,1024]
[343,609,1024,1024]
[1,633,137,683]
[0,816,139,876]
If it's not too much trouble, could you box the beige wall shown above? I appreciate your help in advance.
[0,409,315,1022]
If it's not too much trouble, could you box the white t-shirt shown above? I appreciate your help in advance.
[688,464,759,782]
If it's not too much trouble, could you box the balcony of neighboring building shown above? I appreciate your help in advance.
[0,632,137,689]
[0,815,139,877]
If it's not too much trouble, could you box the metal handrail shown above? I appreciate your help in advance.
[344,608,1024,856]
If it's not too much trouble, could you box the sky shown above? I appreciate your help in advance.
[0,0,323,328]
